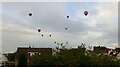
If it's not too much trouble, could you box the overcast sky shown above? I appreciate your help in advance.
[1,2,118,53]
[119,1,120,47]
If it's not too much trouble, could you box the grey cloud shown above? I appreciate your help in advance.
[2,2,118,53]
[118,1,120,47]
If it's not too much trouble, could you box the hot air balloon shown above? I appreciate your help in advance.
[29,13,32,16]
[49,35,51,37]
[38,29,41,32]
[41,34,43,37]
[65,28,67,30]
[84,11,88,16]
[54,42,56,43]
[67,16,69,18]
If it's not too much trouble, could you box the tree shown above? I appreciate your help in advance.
[88,45,92,51]
[18,54,27,67]
[78,43,86,49]
[6,52,16,62]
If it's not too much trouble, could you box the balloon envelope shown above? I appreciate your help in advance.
[67,16,69,18]
[65,28,67,30]
[41,34,43,37]
[29,13,32,16]
[49,35,51,37]
[84,11,88,16]
[54,42,56,43]
[38,29,41,32]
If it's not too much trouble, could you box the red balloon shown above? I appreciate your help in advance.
[84,11,88,16]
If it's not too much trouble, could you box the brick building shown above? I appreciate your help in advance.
[15,47,52,67]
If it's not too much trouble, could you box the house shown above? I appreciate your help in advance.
[115,48,120,59]
[0,54,8,67]
[15,47,52,67]
[93,46,110,56]
[116,53,120,59]
[115,48,120,52]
